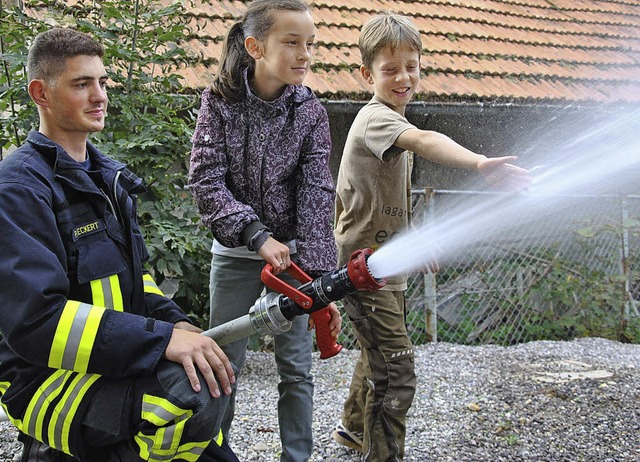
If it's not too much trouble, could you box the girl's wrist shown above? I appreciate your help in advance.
[250,229,272,253]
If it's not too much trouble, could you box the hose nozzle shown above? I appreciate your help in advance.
[202,249,386,359]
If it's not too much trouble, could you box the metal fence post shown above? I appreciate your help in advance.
[619,195,639,332]
[423,188,437,343]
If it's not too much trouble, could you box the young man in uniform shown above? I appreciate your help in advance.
[0,27,238,462]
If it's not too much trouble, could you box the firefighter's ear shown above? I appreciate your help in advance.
[28,79,49,108]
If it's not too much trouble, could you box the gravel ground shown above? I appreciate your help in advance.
[0,337,637,461]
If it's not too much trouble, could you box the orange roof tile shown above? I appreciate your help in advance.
[25,0,640,104]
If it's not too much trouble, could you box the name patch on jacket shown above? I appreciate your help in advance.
[72,219,105,241]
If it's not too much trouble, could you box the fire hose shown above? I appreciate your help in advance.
[202,248,386,359]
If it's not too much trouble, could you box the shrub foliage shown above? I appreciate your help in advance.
[1,0,212,325]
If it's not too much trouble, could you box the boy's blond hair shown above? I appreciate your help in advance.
[358,11,422,68]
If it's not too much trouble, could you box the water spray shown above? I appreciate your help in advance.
[367,109,640,281]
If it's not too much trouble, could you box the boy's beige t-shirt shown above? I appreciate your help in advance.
[335,96,415,291]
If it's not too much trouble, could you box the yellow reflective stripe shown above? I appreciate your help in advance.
[74,306,103,372]
[23,370,69,441]
[0,381,25,429]
[48,372,100,454]
[141,394,193,426]
[20,371,100,454]
[143,274,164,296]
[134,420,184,461]
[90,275,124,312]
[49,301,80,369]
[136,394,203,461]
[135,433,152,460]
[135,420,208,462]
[172,437,208,461]
[110,274,124,311]
[90,280,105,308]
[215,429,223,446]
[49,301,106,372]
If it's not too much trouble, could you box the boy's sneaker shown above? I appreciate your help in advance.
[331,423,364,453]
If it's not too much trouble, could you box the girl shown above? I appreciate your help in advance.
[188,1,341,461]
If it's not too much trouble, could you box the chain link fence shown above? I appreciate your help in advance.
[336,189,640,348]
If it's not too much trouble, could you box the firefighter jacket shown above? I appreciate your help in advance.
[0,131,191,457]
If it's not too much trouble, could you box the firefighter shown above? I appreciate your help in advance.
[0,27,238,462]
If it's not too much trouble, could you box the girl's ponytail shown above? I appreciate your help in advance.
[210,21,252,102]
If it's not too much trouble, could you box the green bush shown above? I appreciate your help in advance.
[0,0,212,325]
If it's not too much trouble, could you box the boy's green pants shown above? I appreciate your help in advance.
[341,290,417,462]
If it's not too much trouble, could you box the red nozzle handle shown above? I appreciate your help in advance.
[262,262,342,360]
[261,261,314,309]
[312,307,343,359]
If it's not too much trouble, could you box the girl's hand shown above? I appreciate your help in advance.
[258,236,291,274]
[478,156,531,192]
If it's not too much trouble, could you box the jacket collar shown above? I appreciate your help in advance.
[26,131,144,194]
[27,131,124,171]
[242,68,315,108]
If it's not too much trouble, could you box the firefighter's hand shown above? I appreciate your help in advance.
[308,302,342,338]
[478,156,531,192]
[165,327,236,398]
[258,236,291,275]
[174,320,202,333]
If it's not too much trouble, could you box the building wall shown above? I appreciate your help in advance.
[326,102,633,191]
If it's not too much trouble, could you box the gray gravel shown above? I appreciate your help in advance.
[1,337,638,461]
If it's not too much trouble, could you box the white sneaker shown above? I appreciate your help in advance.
[331,423,364,453]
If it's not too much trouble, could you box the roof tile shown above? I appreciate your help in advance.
[24,0,640,104]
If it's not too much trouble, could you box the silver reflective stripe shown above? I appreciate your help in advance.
[23,370,100,454]
[175,442,207,460]
[25,370,68,437]
[141,401,183,424]
[143,274,164,296]
[48,373,100,451]
[98,277,115,309]
[91,276,124,312]
[60,303,93,370]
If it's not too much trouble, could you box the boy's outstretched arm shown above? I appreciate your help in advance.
[395,128,530,191]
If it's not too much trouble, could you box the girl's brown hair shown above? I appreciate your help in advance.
[211,0,311,103]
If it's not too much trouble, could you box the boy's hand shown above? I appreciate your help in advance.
[478,156,531,192]
[165,327,236,398]
[422,256,440,274]
[307,302,342,338]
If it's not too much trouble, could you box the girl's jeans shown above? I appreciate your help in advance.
[209,254,314,462]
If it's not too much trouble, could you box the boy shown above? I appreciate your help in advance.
[0,27,238,461]
[332,12,530,461]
